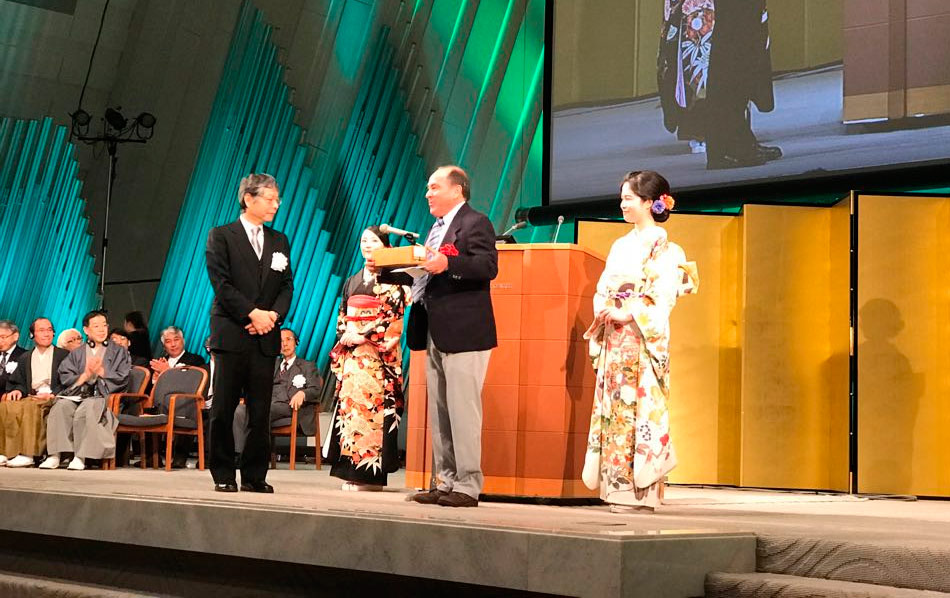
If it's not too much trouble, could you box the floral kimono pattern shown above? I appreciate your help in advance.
[327,276,410,486]
[658,0,715,139]
[584,227,698,507]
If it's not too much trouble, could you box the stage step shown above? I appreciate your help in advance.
[0,572,162,598]
[757,534,950,593]
[705,572,950,598]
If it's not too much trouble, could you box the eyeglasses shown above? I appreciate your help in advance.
[0,333,14,341]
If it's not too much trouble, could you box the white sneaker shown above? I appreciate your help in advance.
[0,455,7,466]
[7,455,34,468]
[67,457,85,471]
[38,455,60,469]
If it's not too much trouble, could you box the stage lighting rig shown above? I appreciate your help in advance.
[68,106,157,305]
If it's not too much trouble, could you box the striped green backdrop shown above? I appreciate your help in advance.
[0,116,99,344]
[149,0,547,367]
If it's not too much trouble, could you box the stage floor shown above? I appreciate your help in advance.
[1,467,949,596]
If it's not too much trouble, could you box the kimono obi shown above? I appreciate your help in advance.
[345,295,382,323]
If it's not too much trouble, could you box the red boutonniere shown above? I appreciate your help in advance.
[439,243,459,257]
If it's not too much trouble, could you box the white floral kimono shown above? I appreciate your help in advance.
[584,225,698,508]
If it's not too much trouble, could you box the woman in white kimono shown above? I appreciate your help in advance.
[582,170,698,512]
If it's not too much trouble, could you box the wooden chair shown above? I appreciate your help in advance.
[270,405,321,470]
[103,365,150,470]
[110,366,208,471]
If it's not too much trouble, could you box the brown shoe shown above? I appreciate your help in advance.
[437,491,478,508]
[408,489,447,505]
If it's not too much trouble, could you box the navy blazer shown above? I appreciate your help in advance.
[394,202,498,353]
[205,220,294,357]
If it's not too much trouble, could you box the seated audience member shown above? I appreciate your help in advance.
[40,310,131,471]
[123,311,153,364]
[150,326,205,383]
[0,318,69,467]
[0,320,27,396]
[110,328,149,367]
[233,329,322,457]
[56,329,83,352]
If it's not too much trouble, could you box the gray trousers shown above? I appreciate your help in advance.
[426,335,492,499]
[46,397,117,459]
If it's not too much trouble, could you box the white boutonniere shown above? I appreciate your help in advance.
[291,374,306,389]
[4,361,16,374]
[271,252,288,272]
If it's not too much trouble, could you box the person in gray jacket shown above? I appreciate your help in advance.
[40,310,130,471]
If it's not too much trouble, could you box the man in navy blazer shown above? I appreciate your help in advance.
[386,165,498,508]
[205,173,293,493]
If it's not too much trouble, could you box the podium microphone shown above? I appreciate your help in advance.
[379,223,419,244]
[551,215,564,242]
[500,220,527,237]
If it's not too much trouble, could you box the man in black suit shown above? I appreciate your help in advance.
[0,317,68,467]
[147,326,206,468]
[205,173,293,493]
[233,328,322,456]
[0,320,26,397]
[150,326,206,382]
[391,165,498,508]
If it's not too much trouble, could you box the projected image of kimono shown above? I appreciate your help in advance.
[658,0,716,147]
[326,271,410,486]
[584,226,698,509]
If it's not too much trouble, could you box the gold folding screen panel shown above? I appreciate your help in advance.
[856,194,950,497]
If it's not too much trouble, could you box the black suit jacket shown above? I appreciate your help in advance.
[0,346,27,395]
[8,346,68,395]
[272,356,322,435]
[206,220,294,357]
[161,351,206,368]
[387,202,498,353]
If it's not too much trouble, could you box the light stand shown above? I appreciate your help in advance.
[71,108,155,306]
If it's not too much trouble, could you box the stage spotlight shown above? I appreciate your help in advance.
[104,107,127,131]
[136,112,156,128]
[70,109,91,127]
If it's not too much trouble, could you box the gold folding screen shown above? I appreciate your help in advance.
[856,194,950,496]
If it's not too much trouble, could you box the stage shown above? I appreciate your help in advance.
[1,468,949,597]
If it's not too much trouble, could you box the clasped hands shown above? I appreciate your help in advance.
[246,308,279,335]
[596,306,633,324]
[339,333,399,353]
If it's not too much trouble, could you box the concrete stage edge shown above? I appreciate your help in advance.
[0,468,948,597]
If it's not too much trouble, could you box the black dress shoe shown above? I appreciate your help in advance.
[407,488,448,505]
[214,482,238,493]
[240,481,274,493]
[706,152,766,170]
[437,491,478,508]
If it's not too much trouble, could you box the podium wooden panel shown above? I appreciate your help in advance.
[405,244,603,497]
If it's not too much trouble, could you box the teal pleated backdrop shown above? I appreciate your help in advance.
[0,116,99,344]
[150,0,546,367]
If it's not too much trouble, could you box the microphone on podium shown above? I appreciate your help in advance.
[497,220,527,244]
[551,215,564,242]
[379,223,420,244]
[500,220,527,237]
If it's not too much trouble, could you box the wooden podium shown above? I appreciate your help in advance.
[404,244,604,497]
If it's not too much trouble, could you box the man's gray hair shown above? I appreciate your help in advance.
[160,326,184,342]
[237,173,279,211]
[0,320,19,334]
